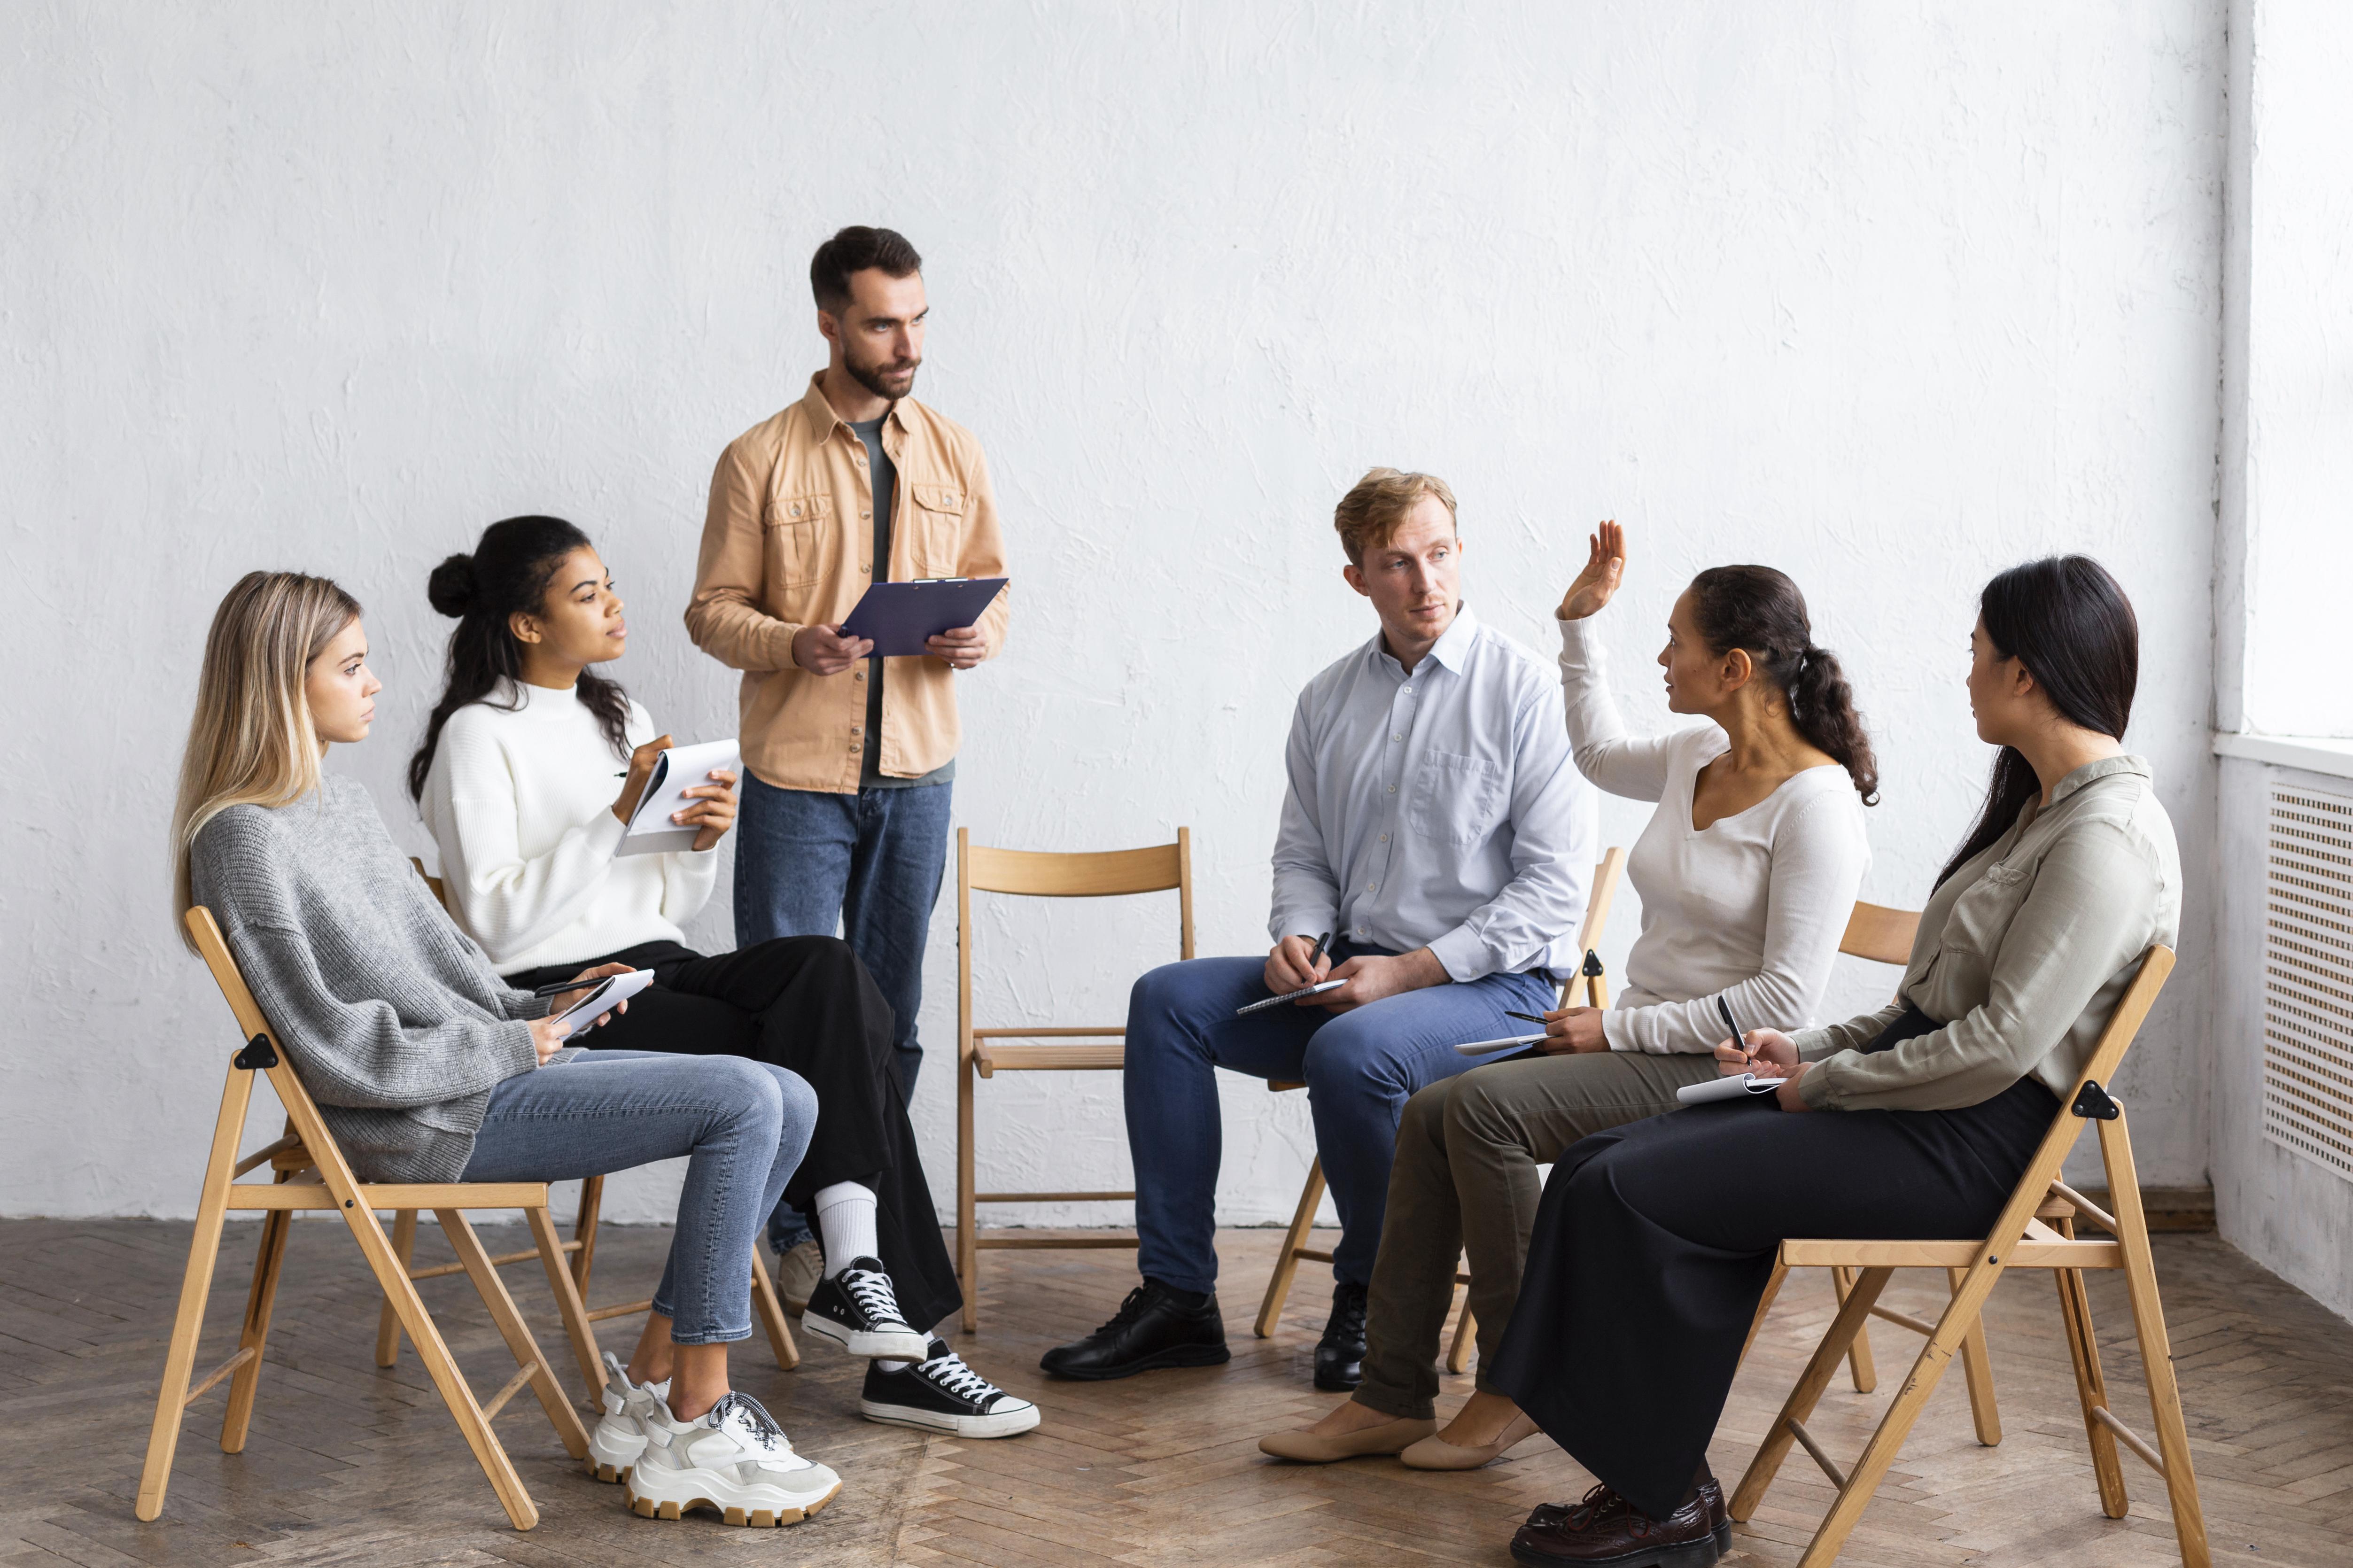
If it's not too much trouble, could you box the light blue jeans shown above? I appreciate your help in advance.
[458,1051,816,1344]
[1123,947,1559,1294]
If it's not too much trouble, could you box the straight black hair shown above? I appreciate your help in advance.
[407,516,632,801]
[1934,555,2139,886]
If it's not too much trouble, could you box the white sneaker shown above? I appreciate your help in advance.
[624,1389,841,1527]
[587,1351,667,1482]
[775,1236,824,1315]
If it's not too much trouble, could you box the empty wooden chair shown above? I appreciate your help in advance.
[1254,847,1629,1369]
[139,908,597,1531]
[955,827,1196,1332]
[1732,946,2211,1567]
[377,861,797,1389]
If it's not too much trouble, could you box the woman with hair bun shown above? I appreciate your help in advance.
[1492,554,2178,1565]
[410,517,1036,1453]
[1263,521,1872,1472]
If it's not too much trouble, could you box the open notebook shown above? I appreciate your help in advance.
[618,739,740,857]
[1675,1073,1785,1105]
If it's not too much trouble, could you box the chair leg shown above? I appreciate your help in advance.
[1831,1266,1878,1393]
[1730,1265,1891,1522]
[2053,1225,2130,1518]
[435,1210,590,1461]
[1255,1159,1327,1339]
[2099,1113,2213,1568]
[572,1176,604,1298]
[136,1063,255,1522]
[1739,1257,1790,1366]
[957,1052,979,1333]
[749,1243,801,1370]
[527,1205,606,1397]
[375,1208,418,1367]
[1948,1265,2004,1446]
[1445,1290,1476,1375]
[219,1202,292,1453]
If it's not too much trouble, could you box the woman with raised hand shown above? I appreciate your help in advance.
[1262,521,1872,1471]
[411,516,1034,1444]
[1490,556,2178,1566]
[173,570,837,1528]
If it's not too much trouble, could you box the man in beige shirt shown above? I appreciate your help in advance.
[688,226,1010,1184]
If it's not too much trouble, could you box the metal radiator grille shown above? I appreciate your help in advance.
[2264,784,2353,1181]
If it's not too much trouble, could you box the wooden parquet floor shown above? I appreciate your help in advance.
[2,1219,2347,1567]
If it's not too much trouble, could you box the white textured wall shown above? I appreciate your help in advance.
[4,2,2226,1230]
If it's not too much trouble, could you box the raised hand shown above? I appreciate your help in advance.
[1555,520,1628,622]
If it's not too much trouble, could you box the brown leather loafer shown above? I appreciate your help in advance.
[1509,1480,1720,1566]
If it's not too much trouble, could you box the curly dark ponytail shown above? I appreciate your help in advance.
[406,515,634,801]
[1685,565,1879,806]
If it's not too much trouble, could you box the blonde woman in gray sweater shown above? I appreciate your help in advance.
[173,571,840,1529]
[1491,556,2178,1567]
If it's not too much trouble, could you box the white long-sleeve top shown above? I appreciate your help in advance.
[1271,605,1598,981]
[419,682,720,973]
[1557,616,1870,1054]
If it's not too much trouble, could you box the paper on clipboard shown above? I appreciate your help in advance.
[551,969,656,1039]
[618,739,739,857]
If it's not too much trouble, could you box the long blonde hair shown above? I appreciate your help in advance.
[171,571,364,938]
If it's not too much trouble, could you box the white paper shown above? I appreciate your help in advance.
[1452,1032,1550,1057]
[1675,1072,1786,1105]
[618,739,740,857]
[551,969,657,1039]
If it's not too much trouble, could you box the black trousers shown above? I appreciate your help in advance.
[1489,1009,2057,1520]
[510,935,963,1335]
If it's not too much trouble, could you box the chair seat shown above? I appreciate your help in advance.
[225,1180,551,1211]
[974,1040,1127,1074]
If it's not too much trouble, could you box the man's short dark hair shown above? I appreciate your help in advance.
[810,226,923,313]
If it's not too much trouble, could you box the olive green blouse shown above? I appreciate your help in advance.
[1794,755,2179,1112]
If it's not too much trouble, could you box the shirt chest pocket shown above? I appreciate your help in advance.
[1942,861,2034,960]
[1407,749,1508,847]
[904,483,967,576]
[766,493,835,590]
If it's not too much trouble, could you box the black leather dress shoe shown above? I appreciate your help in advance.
[1313,1280,1369,1391]
[1040,1280,1230,1381]
[1511,1472,1721,1567]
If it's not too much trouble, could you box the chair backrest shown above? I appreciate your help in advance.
[956,828,1196,1044]
[184,906,362,1187]
[1839,900,1920,967]
[1575,846,1627,957]
[408,856,451,911]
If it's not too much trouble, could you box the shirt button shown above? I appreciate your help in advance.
[861,563,872,574]
[1391,733,1402,742]
[861,510,872,520]
[853,669,865,681]
[1367,884,1377,893]
[1379,833,1389,843]
[1402,686,1413,695]
[1387,784,1397,793]
[851,726,863,737]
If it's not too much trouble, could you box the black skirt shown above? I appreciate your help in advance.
[510,934,963,1335]
[1488,1007,2056,1519]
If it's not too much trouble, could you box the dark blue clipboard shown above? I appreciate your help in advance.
[839,577,1009,658]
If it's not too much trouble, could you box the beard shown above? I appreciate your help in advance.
[845,347,920,402]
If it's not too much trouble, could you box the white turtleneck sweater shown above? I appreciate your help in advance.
[1558,616,1871,1055]
[419,682,720,974]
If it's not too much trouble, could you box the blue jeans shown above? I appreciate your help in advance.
[1122,948,1558,1294]
[734,774,950,1108]
[458,1051,816,1344]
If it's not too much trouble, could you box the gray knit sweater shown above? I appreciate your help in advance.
[189,776,558,1182]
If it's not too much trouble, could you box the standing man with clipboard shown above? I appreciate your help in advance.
[689,227,1011,1295]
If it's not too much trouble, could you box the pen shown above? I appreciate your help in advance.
[1715,996,1749,1064]
[532,978,607,998]
[1304,931,1331,968]
[1506,1010,1550,1026]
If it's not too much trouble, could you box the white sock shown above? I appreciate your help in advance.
[875,1359,912,1374]
[813,1181,880,1277]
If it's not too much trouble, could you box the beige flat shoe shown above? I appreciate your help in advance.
[1258,1415,1437,1463]
[1398,1412,1544,1470]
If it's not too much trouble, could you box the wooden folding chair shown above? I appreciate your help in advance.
[1253,847,1628,1371]
[384,859,798,1387]
[1732,946,2210,1567]
[955,827,1195,1332]
[1739,899,2000,1447]
[138,907,596,1531]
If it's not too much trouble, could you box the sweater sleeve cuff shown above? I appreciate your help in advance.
[496,1018,541,1078]
[1793,1027,1836,1063]
[586,806,631,855]
[1798,1058,1840,1109]
[1427,925,1494,984]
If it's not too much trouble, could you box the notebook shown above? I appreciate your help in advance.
[618,739,740,857]
[550,969,656,1040]
[1675,1073,1786,1105]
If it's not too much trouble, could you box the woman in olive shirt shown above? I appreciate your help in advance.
[1491,557,2180,1567]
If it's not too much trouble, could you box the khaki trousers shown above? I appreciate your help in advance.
[1355,1049,1722,1419]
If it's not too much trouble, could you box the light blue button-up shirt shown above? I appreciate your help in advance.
[1269,605,1597,981]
